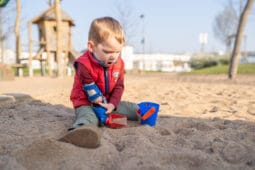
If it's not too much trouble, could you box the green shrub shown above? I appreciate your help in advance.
[218,57,229,65]
[190,54,229,69]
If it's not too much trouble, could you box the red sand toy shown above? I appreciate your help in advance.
[106,113,127,128]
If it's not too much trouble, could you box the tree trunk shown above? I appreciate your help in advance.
[15,0,21,76]
[228,0,254,79]
[55,0,63,77]
[0,8,4,64]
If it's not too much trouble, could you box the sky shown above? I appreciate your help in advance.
[2,0,255,54]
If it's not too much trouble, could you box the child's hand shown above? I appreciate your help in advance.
[99,102,115,114]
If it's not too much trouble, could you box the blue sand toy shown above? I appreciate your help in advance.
[137,102,160,126]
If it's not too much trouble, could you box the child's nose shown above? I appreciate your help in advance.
[110,54,117,60]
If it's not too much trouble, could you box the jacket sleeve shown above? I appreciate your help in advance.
[76,62,94,85]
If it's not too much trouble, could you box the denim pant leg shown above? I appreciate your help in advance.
[114,101,139,121]
[69,105,99,130]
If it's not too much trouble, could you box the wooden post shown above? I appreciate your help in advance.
[64,50,69,76]
[15,0,21,76]
[28,21,33,77]
[55,0,63,77]
[63,31,70,76]
[47,51,53,76]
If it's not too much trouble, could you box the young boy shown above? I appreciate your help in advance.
[60,17,139,148]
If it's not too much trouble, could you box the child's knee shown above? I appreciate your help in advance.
[75,106,99,125]
[117,101,139,121]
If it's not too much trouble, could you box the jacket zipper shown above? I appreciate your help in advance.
[104,67,109,95]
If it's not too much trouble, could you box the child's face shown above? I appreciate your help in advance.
[88,36,123,67]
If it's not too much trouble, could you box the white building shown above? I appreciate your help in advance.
[2,47,192,73]
[0,48,54,69]
[121,46,191,72]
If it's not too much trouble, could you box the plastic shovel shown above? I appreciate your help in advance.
[106,113,127,128]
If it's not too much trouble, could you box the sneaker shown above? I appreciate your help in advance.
[59,125,102,148]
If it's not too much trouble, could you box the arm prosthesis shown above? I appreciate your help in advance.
[83,83,126,128]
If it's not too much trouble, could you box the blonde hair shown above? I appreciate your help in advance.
[88,17,125,45]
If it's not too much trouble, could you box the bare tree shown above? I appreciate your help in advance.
[228,0,254,79]
[0,0,13,64]
[213,1,239,55]
[113,0,139,46]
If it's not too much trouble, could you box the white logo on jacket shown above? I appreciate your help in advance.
[113,71,119,82]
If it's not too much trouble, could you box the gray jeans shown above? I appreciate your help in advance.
[69,101,139,130]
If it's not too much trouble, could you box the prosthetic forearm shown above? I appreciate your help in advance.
[83,83,103,103]
[83,83,126,128]
[92,104,108,125]
[83,83,108,125]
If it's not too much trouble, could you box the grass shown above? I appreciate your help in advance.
[189,64,255,75]
[12,67,49,76]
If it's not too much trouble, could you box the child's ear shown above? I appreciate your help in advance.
[87,41,94,52]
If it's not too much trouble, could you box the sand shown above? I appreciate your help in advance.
[0,73,255,170]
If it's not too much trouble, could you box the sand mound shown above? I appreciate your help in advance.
[0,74,255,170]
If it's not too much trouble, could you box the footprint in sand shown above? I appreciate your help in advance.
[222,142,247,163]
[156,126,171,136]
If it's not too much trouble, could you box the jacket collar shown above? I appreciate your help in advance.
[87,51,118,68]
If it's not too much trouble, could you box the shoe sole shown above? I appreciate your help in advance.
[59,125,102,148]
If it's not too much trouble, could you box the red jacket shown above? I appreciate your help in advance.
[70,51,124,108]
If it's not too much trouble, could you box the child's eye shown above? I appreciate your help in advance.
[103,50,120,55]
[103,50,112,54]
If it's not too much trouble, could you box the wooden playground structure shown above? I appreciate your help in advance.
[25,5,79,77]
